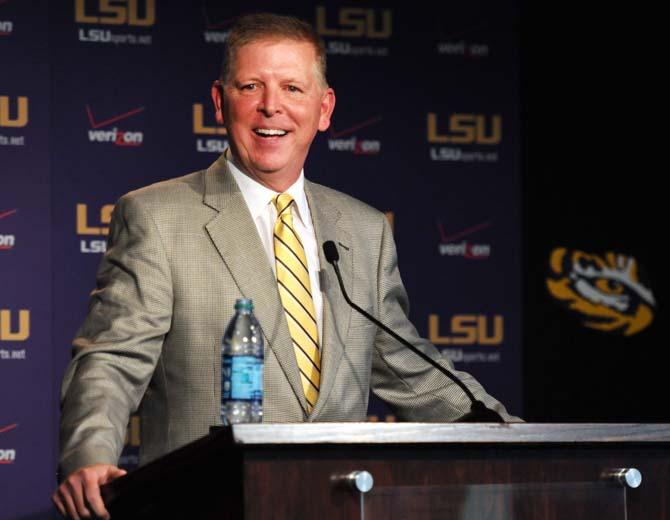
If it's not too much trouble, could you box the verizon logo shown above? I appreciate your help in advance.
[86,105,145,147]
[202,6,231,44]
[204,30,228,43]
[87,128,143,146]
[437,221,492,259]
[0,20,13,36]
[0,209,17,251]
[0,423,17,464]
[327,116,382,155]
[0,449,16,463]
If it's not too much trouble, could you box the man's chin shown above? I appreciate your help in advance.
[242,162,303,190]
[249,163,285,176]
[243,153,286,173]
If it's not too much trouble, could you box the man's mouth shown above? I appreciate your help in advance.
[254,128,288,137]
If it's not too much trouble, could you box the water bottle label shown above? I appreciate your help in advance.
[222,357,233,400]
[223,356,263,401]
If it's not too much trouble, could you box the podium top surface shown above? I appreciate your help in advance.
[227,422,670,445]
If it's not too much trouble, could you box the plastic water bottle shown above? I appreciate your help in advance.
[221,298,264,425]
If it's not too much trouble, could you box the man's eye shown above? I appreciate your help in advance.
[287,85,301,93]
[241,84,256,91]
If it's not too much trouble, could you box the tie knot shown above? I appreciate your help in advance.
[273,193,294,215]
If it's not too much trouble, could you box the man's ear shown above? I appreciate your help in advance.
[211,80,224,125]
[318,88,336,132]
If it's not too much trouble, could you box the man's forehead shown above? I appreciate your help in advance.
[236,37,316,55]
[229,37,321,82]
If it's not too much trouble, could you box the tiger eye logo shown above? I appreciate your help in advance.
[546,248,655,336]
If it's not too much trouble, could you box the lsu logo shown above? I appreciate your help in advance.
[0,96,29,128]
[547,248,655,336]
[75,0,155,26]
[192,104,226,136]
[77,203,114,253]
[428,113,501,145]
[0,310,30,342]
[316,6,392,39]
[429,314,503,345]
[77,203,113,235]
[194,102,228,153]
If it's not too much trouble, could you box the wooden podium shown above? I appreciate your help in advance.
[101,423,670,519]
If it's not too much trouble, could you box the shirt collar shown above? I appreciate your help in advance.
[226,149,310,226]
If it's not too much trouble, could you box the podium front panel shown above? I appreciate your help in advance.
[362,482,627,519]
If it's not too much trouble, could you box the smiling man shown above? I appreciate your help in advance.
[53,13,516,520]
[212,36,335,192]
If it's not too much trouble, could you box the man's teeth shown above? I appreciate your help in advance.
[254,128,288,136]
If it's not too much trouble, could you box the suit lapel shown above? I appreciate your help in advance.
[202,157,308,414]
[305,181,353,419]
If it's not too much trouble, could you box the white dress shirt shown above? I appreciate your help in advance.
[226,151,324,343]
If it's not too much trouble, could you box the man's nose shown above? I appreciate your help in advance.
[258,86,280,116]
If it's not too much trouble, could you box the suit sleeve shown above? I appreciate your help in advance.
[58,194,173,478]
[369,214,520,422]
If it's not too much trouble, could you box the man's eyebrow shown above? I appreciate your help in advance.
[233,77,262,85]
[286,79,315,89]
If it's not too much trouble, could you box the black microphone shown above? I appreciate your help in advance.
[322,240,504,423]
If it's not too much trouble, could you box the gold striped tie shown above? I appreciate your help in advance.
[272,193,321,413]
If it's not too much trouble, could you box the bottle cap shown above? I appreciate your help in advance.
[234,298,254,311]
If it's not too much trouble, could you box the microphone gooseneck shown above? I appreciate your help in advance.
[322,240,504,423]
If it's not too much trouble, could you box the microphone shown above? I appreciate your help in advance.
[322,240,504,423]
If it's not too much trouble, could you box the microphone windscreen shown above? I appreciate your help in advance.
[323,241,340,263]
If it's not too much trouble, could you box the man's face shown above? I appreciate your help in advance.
[212,38,335,189]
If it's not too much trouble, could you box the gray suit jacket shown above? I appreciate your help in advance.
[59,155,515,477]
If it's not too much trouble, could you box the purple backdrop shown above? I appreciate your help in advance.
[1,1,520,517]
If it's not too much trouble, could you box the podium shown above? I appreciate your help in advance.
[101,423,670,519]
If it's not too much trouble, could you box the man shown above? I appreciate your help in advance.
[53,13,517,519]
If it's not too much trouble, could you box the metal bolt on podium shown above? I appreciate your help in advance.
[331,470,374,493]
[601,468,642,488]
